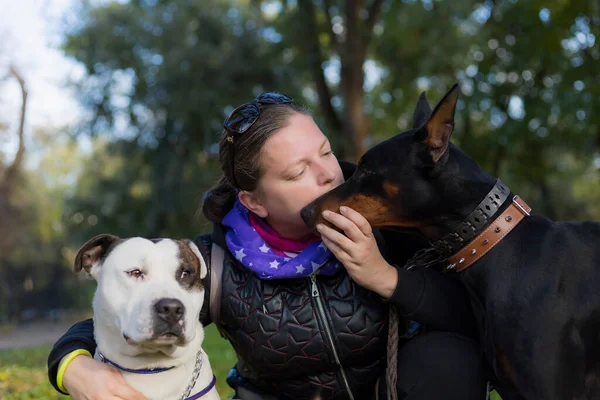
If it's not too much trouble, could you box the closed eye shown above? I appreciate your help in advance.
[286,168,306,180]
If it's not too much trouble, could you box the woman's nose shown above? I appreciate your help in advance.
[316,163,336,186]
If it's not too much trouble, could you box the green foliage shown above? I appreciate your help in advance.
[59,0,600,243]
[61,0,305,239]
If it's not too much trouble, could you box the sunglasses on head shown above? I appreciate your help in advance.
[223,91,294,188]
[223,91,294,136]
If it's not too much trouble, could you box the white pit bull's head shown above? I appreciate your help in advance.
[74,234,207,351]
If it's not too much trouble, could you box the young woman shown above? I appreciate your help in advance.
[48,92,487,400]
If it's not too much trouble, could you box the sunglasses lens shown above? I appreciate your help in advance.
[224,104,260,133]
[256,91,293,105]
[223,92,293,135]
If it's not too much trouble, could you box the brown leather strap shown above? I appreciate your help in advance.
[448,196,531,272]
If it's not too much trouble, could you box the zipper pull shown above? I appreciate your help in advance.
[310,274,319,297]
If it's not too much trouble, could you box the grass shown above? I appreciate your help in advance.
[0,324,236,399]
[0,325,504,400]
[0,345,63,400]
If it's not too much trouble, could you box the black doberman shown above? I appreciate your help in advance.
[301,84,600,400]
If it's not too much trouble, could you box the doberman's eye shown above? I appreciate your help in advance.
[127,269,144,279]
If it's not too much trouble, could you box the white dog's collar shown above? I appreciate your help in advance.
[184,374,217,400]
[98,350,175,374]
[99,349,213,399]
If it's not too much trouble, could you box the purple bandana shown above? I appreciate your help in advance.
[222,200,343,279]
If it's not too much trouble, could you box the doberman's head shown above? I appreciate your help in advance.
[301,84,496,240]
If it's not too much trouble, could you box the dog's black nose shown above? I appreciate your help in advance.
[154,298,185,324]
[300,205,316,226]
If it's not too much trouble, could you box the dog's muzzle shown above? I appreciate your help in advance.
[148,297,186,343]
[155,298,185,325]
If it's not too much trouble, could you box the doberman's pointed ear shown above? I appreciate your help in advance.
[423,84,460,163]
[413,92,432,129]
[73,234,121,275]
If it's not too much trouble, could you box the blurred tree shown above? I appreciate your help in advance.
[62,0,302,238]
[270,0,474,160]
[0,126,88,322]
[62,0,600,248]
[0,65,29,321]
[446,0,600,220]
[0,65,28,253]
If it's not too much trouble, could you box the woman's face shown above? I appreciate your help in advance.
[247,113,344,240]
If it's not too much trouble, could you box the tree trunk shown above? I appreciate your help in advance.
[145,118,186,237]
[298,0,384,162]
[340,0,367,162]
[298,0,341,138]
[340,64,367,162]
[4,66,28,186]
[0,66,28,255]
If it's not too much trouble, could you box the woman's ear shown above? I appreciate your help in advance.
[238,190,268,218]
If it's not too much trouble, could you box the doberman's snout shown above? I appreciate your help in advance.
[154,298,185,325]
[300,205,317,227]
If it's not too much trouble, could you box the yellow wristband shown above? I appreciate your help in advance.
[57,349,92,394]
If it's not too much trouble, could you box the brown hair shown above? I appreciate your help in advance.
[202,102,311,224]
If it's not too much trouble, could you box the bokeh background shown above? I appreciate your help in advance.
[0,0,598,398]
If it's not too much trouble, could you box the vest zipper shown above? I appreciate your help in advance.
[310,274,355,400]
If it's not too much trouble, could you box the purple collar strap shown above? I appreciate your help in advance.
[185,375,217,399]
[99,350,216,399]
[98,351,174,374]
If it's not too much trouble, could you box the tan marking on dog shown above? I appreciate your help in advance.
[176,240,204,290]
[343,194,420,230]
[383,181,400,197]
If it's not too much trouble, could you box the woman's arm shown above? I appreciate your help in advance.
[317,208,477,338]
[379,229,477,337]
[388,266,477,338]
[47,318,147,399]
[47,319,96,392]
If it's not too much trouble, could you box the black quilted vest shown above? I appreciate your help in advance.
[196,229,390,400]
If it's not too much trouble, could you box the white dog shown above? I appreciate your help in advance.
[74,234,219,400]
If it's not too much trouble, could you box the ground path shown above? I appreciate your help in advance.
[0,320,78,350]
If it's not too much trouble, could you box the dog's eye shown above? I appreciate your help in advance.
[127,269,144,279]
[180,270,192,279]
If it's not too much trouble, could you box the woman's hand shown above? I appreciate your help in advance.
[317,206,398,298]
[62,354,148,400]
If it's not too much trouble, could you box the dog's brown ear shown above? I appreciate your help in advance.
[424,84,460,163]
[181,239,208,280]
[413,91,432,129]
[74,234,121,274]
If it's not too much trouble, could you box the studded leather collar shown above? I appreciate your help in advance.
[447,195,531,272]
[431,179,511,259]
[405,180,531,272]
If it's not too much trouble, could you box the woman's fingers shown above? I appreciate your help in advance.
[317,220,354,254]
[321,236,349,261]
[320,210,363,242]
[339,206,373,237]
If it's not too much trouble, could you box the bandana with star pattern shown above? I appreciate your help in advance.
[222,200,343,279]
